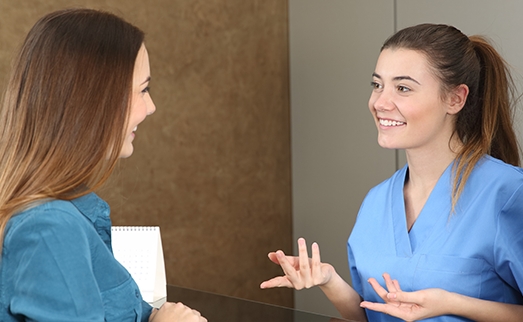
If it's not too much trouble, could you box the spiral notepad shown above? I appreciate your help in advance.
[111,226,167,307]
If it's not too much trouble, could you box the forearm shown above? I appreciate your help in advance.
[319,273,367,322]
[148,308,158,322]
[449,292,523,322]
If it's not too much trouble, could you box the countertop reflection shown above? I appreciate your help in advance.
[167,285,355,322]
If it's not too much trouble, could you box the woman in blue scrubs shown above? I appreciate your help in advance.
[261,24,523,321]
[0,8,206,322]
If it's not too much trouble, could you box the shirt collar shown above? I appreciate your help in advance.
[70,192,110,223]
[70,192,113,250]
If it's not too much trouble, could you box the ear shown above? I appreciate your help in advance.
[446,84,469,115]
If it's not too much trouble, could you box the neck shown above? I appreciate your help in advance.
[404,136,461,190]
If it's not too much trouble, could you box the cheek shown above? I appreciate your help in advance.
[129,99,148,125]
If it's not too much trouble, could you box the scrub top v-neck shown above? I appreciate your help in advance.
[348,155,523,322]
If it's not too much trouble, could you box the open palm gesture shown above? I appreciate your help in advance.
[361,273,450,321]
[260,238,335,290]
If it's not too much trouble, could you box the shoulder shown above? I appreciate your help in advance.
[470,156,523,191]
[4,199,93,249]
[476,155,523,176]
[468,156,523,221]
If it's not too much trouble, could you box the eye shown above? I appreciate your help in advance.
[397,85,410,93]
[370,81,382,90]
[141,86,150,94]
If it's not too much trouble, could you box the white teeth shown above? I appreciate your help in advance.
[379,119,405,127]
[133,126,138,132]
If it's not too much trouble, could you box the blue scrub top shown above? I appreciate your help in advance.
[0,193,153,321]
[348,155,523,322]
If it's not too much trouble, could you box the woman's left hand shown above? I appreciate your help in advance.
[360,273,450,322]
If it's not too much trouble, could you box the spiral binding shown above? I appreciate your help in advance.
[111,226,159,232]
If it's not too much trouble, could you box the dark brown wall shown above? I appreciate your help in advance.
[0,0,292,307]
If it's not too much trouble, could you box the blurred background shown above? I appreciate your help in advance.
[1,0,523,318]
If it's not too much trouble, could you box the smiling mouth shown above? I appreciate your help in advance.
[379,119,406,127]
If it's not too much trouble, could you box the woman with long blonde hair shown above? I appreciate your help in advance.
[0,8,205,322]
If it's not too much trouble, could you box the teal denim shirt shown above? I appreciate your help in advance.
[0,193,153,321]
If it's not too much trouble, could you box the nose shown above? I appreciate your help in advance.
[371,90,395,112]
[147,96,156,116]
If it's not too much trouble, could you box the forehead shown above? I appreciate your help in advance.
[375,48,435,81]
[133,44,150,82]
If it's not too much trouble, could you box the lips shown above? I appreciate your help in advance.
[379,119,405,127]
[129,126,137,139]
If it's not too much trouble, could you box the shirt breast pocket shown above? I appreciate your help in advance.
[100,277,142,322]
[413,254,487,298]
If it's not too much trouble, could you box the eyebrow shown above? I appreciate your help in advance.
[372,72,421,85]
[141,76,151,85]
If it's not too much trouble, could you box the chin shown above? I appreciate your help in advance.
[119,145,134,158]
[377,138,400,150]
[378,144,398,150]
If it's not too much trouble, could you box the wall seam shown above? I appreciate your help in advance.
[394,0,400,170]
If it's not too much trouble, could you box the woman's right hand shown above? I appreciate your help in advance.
[260,237,335,290]
[149,302,207,322]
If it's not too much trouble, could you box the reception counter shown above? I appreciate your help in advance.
[167,285,355,321]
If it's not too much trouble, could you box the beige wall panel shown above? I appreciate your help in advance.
[289,0,395,317]
[0,0,292,308]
